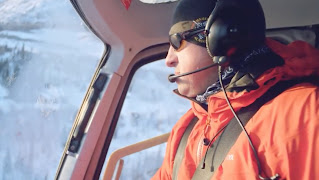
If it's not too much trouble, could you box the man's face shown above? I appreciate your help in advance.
[165,41,219,98]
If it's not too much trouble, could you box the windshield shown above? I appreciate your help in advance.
[0,0,104,179]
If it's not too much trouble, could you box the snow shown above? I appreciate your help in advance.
[0,0,189,179]
[0,0,103,179]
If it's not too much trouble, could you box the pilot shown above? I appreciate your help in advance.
[152,0,319,179]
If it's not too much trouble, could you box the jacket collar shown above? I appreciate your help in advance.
[173,38,319,120]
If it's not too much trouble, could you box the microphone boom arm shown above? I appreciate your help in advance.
[168,62,219,83]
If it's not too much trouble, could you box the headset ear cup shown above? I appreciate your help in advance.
[205,1,221,58]
[205,0,266,59]
[205,12,215,58]
[206,18,230,57]
[205,2,241,58]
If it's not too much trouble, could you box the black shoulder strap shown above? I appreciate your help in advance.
[171,80,307,180]
[191,97,263,179]
[172,116,198,180]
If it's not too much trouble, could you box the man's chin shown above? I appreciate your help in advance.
[177,87,196,98]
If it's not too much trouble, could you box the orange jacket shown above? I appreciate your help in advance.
[152,39,319,180]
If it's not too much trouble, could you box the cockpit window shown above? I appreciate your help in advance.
[0,0,104,178]
[100,60,189,179]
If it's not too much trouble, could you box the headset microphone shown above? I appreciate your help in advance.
[168,54,230,83]
[168,62,221,83]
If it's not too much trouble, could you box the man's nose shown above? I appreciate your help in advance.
[165,46,178,67]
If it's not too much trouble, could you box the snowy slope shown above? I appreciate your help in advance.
[0,0,104,179]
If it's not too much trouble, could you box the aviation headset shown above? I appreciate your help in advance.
[205,0,266,65]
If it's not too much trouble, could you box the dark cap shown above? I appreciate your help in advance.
[172,0,216,26]
[169,0,217,47]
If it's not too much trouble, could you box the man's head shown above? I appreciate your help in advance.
[166,0,217,98]
[166,0,266,98]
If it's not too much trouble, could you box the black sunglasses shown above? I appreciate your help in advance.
[169,28,206,51]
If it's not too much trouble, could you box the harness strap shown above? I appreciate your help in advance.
[192,95,264,180]
[172,116,198,180]
[172,79,311,180]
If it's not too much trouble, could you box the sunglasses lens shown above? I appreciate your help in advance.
[169,34,182,50]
